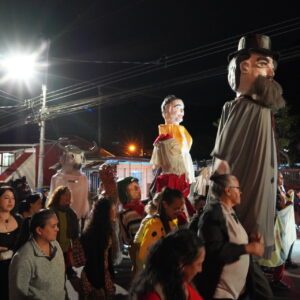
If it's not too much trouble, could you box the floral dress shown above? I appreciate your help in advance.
[80,238,115,299]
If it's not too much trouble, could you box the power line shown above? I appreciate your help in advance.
[27,16,300,105]
[0,44,299,129]
[0,19,300,130]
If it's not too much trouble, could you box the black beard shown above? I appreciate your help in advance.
[248,76,286,111]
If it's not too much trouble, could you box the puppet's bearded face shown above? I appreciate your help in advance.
[243,54,276,84]
[162,99,185,125]
[248,75,285,111]
[239,53,285,110]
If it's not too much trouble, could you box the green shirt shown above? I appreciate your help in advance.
[57,211,71,253]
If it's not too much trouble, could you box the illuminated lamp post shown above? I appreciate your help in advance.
[1,40,50,190]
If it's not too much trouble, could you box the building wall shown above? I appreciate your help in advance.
[83,160,154,200]
[16,152,36,189]
[1,150,36,188]
[35,144,61,188]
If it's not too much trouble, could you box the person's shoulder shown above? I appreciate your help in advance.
[13,213,24,225]
[119,209,143,224]
[186,282,204,300]
[202,202,222,220]
[66,206,78,217]
[52,240,62,249]
[51,240,64,256]
[144,215,161,227]
[14,239,34,257]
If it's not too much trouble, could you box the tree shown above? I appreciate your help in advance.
[275,105,300,166]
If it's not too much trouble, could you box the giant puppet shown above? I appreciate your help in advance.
[209,34,285,259]
[48,144,89,219]
[150,95,195,198]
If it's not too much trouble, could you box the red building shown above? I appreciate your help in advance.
[0,143,60,189]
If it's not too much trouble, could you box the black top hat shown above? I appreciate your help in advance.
[227,33,279,62]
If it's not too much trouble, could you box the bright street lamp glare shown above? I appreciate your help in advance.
[2,54,36,80]
[128,144,136,152]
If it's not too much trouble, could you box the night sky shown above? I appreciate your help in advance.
[0,0,299,159]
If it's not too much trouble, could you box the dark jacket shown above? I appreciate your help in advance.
[50,205,79,243]
[194,202,253,300]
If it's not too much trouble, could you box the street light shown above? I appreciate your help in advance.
[128,144,136,153]
[2,54,36,81]
[1,40,50,190]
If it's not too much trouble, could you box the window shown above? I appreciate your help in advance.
[0,152,15,174]
[2,153,15,166]
[131,170,142,187]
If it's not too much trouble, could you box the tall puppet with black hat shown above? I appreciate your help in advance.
[198,33,287,299]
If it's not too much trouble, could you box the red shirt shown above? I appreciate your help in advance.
[139,282,203,300]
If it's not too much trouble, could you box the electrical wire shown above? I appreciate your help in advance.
[27,16,300,105]
[0,18,299,130]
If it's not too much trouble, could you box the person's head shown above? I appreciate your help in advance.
[158,187,185,221]
[47,186,71,208]
[0,186,15,213]
[117,176,141,205]
[18,193,43,216]
[30,209,59,242]
[227,34,285,111]
[161,95,185,125]
[278,171,284,186]
[210,174,241,207]
[130,229,205,300]
[194,195,206,213]
[81,197,116,253]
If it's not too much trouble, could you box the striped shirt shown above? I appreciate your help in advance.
[119,209,144,245]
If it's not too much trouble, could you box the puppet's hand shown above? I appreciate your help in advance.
[99,164,118,202]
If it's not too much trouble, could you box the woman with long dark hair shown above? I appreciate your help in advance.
[130,229,205,300]
[80,197,116,299]
[134,187,185,269]
[0,186,23,300]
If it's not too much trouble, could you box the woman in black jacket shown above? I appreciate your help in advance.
[195,174,265,300]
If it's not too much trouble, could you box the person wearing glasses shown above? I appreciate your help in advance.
[195,174,265,300]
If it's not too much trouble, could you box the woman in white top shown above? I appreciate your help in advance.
[196,174,265,300]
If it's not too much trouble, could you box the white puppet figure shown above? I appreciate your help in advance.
[48,144,89,219]
[150,95,195,198]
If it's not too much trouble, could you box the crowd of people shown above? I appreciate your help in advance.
[0,169,299,300]
[1,32,300,300]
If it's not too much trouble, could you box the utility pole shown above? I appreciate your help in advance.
[97,86,102,146]
[37,39,50,190]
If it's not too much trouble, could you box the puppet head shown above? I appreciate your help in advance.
[227,34,284,110]
[60,145,85,172]
[228,34,278,92]
[161,95,184,125]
